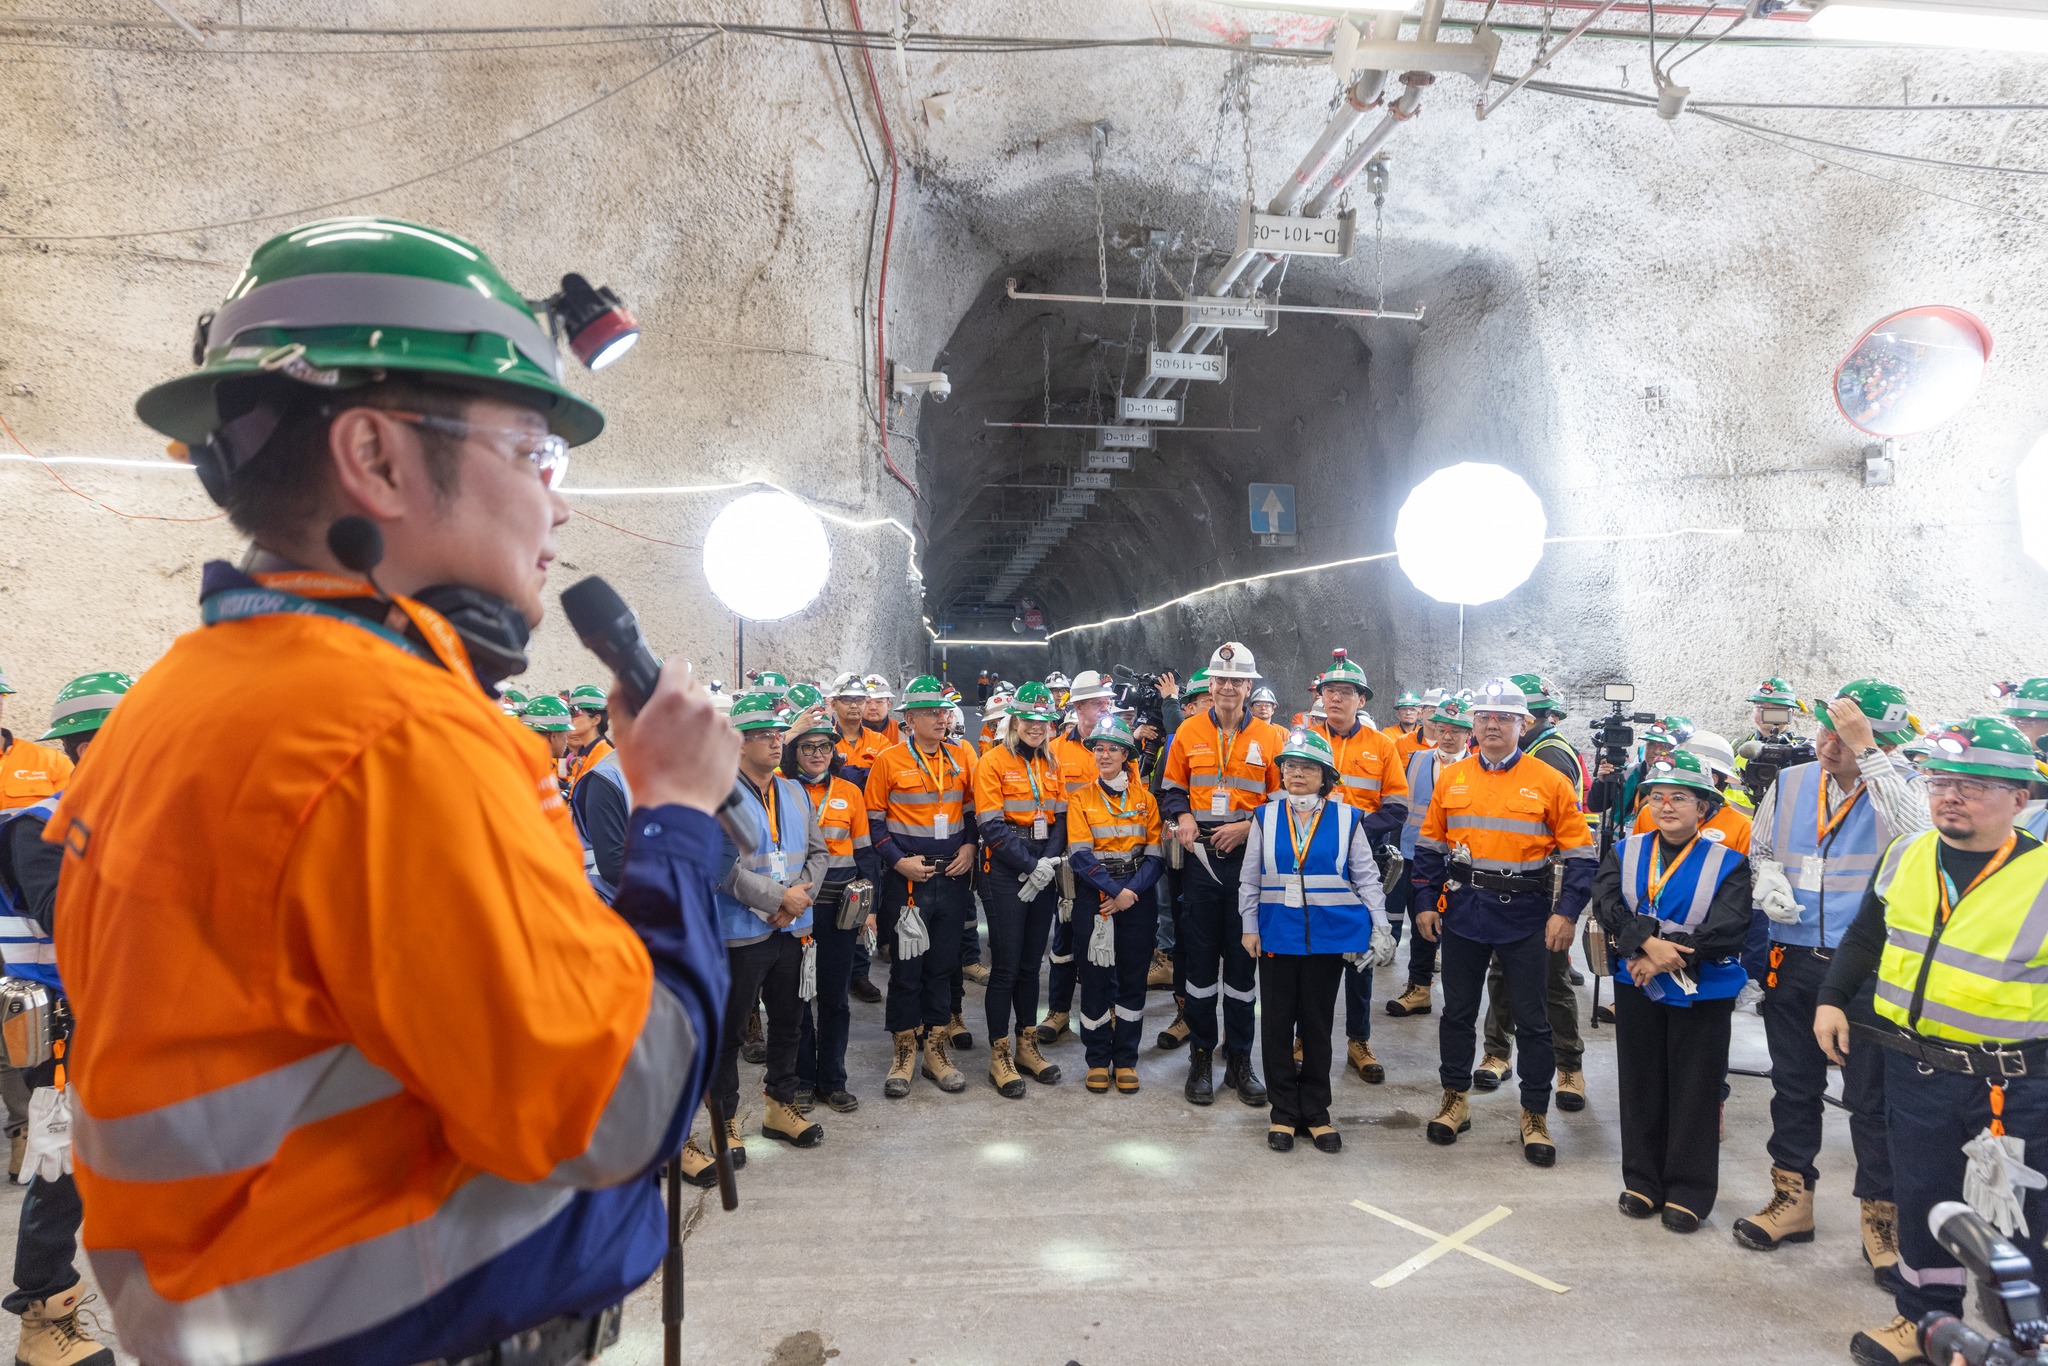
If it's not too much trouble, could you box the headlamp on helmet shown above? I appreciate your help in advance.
[545,273,641,371]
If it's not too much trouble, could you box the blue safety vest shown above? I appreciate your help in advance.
[1617,829,1746,1006]
[2023,801,2048,842]
[714,774,812,943]
[1770,760,1897,949]
[1255,795,1371,955]
[0,798,61,993]
[571,752,632,904]
[1399,748,1445,861]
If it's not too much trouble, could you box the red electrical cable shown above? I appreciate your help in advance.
[571,507,698,550]
[846,0,920,501]
[0,408,226,524]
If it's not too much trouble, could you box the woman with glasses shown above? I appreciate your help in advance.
[786,713,879,1113]
[1589,751,1754,1232]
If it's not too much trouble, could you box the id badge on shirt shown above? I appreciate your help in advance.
[933,813,949,840]
[1210,790,1230,817]
[769,850,788,881]
[1284,877,1305,909]
[1032,814,1048,841]
[1801,853,1826,884]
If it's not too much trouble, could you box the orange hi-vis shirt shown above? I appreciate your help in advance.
[865,738,976,861]
[49,582,681,1361]
[798,772,873,877]
[1312,719,1411,815]
[567,737,614,791]
[1418,751,1596,877]
[836,723,891,775]
[1385,724,1431,761]
[1162,708,1285,829]
[1632,798,1754,855]
[2,733,73,811]
[1066,779,1164,861]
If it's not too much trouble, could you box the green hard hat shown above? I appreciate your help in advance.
[1315,650,1372,699]
[899,675,949,710]
[783,682,823,712]
[1511,673,1565,717]
[1085,714,1139,753]
[1279,726,1338,773]
[137,217,603,448]
[730,693,789,733]
[747,671,790,700]
[1431,696,1474,731]
[1659,716,1696,744]
[1183,668,1211,699]
[567,684,609,713]
[1640,723,1680,749]
[39,670,134,741]
[2000,677,2048,721]
[1393,689,1425,708]
[1640,750,1719,798]
[793,708,839,741]
[499,687,530,711]
[1817,678,1916,745]
[521,694,572,733]
[0,663,13,696]
[1749,677,1799,706]
[1008,681,1062,724]
[1923,716,2044,783]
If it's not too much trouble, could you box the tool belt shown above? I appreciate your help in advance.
[1465,869,1551,896]
[1853,1021,2048,1078]
[1096,855,1138,882]
[440,1303,622,1366]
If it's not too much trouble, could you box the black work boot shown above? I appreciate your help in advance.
[1184,1046,1215,1106]
[1223,1050,1268,1106]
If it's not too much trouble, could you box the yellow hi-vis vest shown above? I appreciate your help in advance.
[1874,830,2048,1045]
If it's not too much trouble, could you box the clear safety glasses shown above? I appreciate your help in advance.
[379,409,571,489]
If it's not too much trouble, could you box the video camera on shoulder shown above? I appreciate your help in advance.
[1738,704,1817,807]
[1111,665,1167,739]
[1587,683,1657,814]
[1918,1202,2048,1365]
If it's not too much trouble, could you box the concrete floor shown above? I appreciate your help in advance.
[4,964,1892,1366]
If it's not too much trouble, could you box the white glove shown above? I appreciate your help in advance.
[798,937,818,1003]
[896,902,930,959]
[1366,924,1398,969]
[1019,856,1057,903]
[1088,912,1116,967]
[1754,858,1802,924]
[1964,1128,2048,1238]
[22,1087,71,1186]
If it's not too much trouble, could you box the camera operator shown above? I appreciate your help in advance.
[1812,717,2048,1366]
[53,218,738,1366]
[1734,681,1926,1292]
[1731,678,1814,814]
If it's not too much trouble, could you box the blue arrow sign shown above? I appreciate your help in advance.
[1248,482,1296,535]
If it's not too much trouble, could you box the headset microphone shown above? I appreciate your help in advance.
[560,575,756,854]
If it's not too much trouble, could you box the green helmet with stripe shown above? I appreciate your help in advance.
[1085,715,1139,754]
[137,217,604,450]
[499,687,529,713]
[1393,689,1424,709]
[1278,726,1338,775]
[521,694,572,733]
[783,682,823,713]
[899,675,949,710]
[1315,650,1372,699]
[1659,716,1696,744]
[1183,668,1211,700]
[1817,678,1916,745]
[746,671,790,701]
[567,684,609,713]
[39,671,134,741]
[730,693,788,733]
[0,663,13,696]
[1640,749,1720,798]
[1749,677,1799,706]
[2000,677,2048,721]
[793,707,840,741]
[1431,696,1474,731]
[1511,672,1566,718]
[1923,716,2044,783]
[1008,681,1062,724]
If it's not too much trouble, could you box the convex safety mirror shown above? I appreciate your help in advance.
[1833,305,1993,438]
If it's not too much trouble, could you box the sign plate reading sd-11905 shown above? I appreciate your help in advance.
[1236,205,1354,260]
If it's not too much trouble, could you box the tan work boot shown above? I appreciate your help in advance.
[677,1135,717,1188]
[1427,1088,1471,1145]
[1555,1068,1588,1112]
[1848,1315,1927,1365]
[1035,1010,1071,1045]
[724,1116,747,1170]
[1521,1109,1556,1167]
[961,960,991,985]
[1084,1067,1111,1093]
[1156,995,1190,1050]
[1348,1038,1384,1084]
[16,1285,115,1366]
[1014,1028,1063,1085]
[1733,1167,1816,1250]
[948,1011,974,1049]
[1115,1066,1140,1094]
[762,1093,823,1147]
[1385,980,1433,1017]
[884,1029,918,1099]
[988,1037,1026,1099]
[921,1030,966,1093]
[1147,949,1174,989]
[1862,1199,1901,1287]
[1473,1054,1511,1091]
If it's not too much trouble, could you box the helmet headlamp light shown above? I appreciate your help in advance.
[548,273,641,371]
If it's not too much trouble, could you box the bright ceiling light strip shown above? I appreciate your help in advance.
[0,453,190,469]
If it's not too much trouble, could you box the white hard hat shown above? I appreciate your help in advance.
[863,673,895,699]
[1250,686,1278,705]
[1066,669,1116,703]
[1421,687,1450,707]
[1469,677,1532,718]
[1681,729,1738,779]
[830,671,869,699]
[1206,641,1260,679]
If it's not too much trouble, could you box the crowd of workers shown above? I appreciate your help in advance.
[1,214,2044,1366]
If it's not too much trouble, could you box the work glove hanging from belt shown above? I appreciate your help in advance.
[897,898,930,959]
[1753,858,1802,924]
[1088,910,1116,967]
[21,1086,71,1186]
[798,936,818,1003]
[1366,923,1398,969]
[1964,1127,2048,1237]
[1019,856,1058,903]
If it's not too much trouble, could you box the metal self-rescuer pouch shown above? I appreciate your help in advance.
[0,979,53,1069]
[837,879,875,931]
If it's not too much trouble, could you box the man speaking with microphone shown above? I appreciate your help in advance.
[49,217,736,1366]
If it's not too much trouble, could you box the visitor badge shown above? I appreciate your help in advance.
[1033,814,1048,840]
[1211,790,1230,817]
[1285,877,1305,909]
[933,813,949,840]
[769,851,788,881]
[1801,854,1826,884]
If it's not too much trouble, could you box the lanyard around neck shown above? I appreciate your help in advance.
[909,742,957,794]
[1937,831,2019,925]
[1286,799,1327,870]
[1817,778,1867,848]
[1645,834,1701,912]
[207,570,480,693]
[744,773,781,844]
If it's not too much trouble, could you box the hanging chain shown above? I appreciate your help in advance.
[1041,326,1052,427]
[1238,58,1257,208]
[1092,125,1109,304]
[1374,193,1386,314]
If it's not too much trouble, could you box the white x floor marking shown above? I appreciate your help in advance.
[1350,1201,1572,1293]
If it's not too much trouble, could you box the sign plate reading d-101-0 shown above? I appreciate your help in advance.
[1145,349,1227,384]
[1097,426,1156,450]
[1086,449,1132,470]
[1237,205,1354,260]
[1186,296,1275,331]
[1119,396,1179,422]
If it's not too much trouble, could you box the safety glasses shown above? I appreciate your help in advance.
[378,409,571,489]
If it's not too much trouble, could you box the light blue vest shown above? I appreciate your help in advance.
[1617,829,1745,1006]
[571,752,631,904]
[0,798,62,993]
[1399,748,1445,861]
[1770,761,1896,949]
[2023,801,2048,842]
[714,774,812,943]
[1255,795,1371,955]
